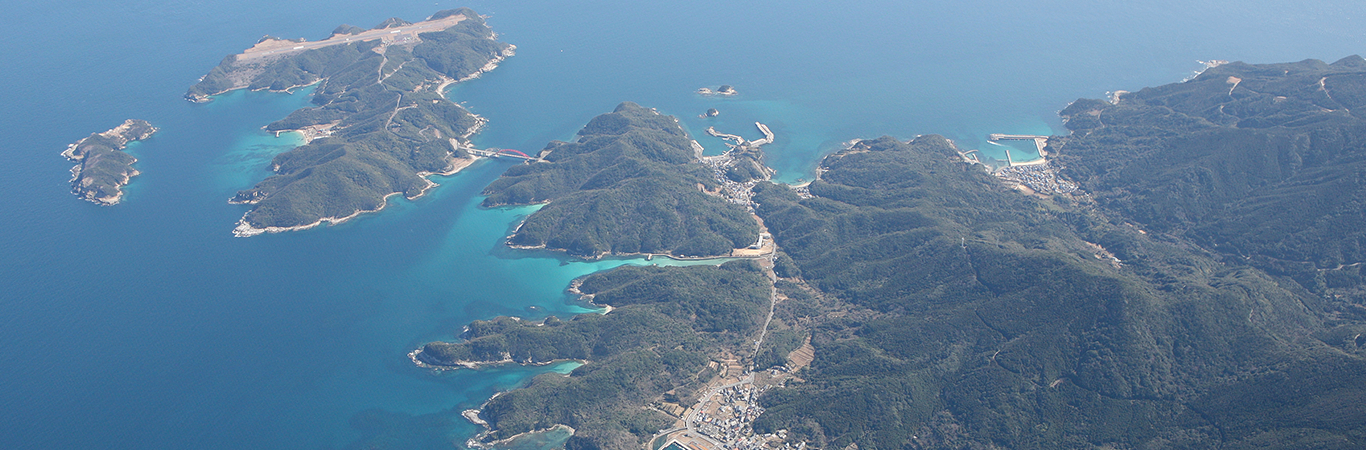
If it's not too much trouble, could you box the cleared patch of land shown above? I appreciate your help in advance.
[236,14,466,61]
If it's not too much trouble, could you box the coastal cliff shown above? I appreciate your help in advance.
[186,9,513,235]
[62,119,157,205]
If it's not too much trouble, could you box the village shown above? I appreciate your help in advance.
[994,162,1079,195]
[697,121,777,210]
[958,134,1081,196]
[649,345,814,450]
[701,154,763,208]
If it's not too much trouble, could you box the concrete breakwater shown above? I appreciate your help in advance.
[706,122,774,148]
[987,133,1049,158]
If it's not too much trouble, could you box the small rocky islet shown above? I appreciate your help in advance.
[61,119,158,205]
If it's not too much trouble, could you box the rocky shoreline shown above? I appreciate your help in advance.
[232,155,478,237]
[458,45,516,83]
[62,119,158,205]
[458,389,575,449]
[408,342,583,371]
[697,85,738,96]
[201,8,513,235]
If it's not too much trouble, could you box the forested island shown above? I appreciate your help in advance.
[185,8,514,236]
[482,102,759,258]
[422,57,1366,450]
[61,119,157,205]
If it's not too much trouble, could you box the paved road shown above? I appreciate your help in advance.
[237,15,465,61]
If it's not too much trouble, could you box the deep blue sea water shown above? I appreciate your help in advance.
[1,1,1364,448]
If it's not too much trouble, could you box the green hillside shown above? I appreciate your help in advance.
[1054,56,1366,323]
[186,9,512,233]
[419,262,772,450]
[749,133,1365,448]
[483,102,759,257]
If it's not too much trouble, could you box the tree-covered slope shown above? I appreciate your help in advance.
[186,9,513,235]
[419,261,772,450]
[1053,56,1366,314]
[483,102,759,257]
[747,135,1366,449]
[61,119,158,205]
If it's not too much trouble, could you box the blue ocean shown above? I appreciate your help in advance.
[1,0,1362,448]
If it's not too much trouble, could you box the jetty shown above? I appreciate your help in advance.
[707,127,747,146]
[706,123,774,148]
[751,123,774,146]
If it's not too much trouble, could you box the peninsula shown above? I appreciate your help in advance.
[186,9,514,236]
[418,260,783,450]
[61,119,157,205]
[481,102,759,258]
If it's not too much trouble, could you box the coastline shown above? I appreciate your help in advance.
[504,240,752,262]
[187,78,323,104]
[412,155,480,198]
[63,119,158,205]
[565,278,613,315]
[232,155,479,237]
[272,119,338,144]
[231,191,399,237]
[79,167,138,206]
[458,386,576,450]
[407,344,583,371]
[435,44,515,100]
[187,13,477,103]
[467,424,576,450]
[457,45,517,83]
[219,37,506,234]
[453,366,578,450]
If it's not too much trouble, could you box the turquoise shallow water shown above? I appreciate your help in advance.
[2,0,1365,449]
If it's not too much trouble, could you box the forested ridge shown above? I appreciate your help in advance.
[1054,55,1366,323]
[425,58,1366,450]
[747,132,1365,449]
[62,119,158,205]
[746,58,1366,449]
[420,262,773,450]
[483,102,759,257]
